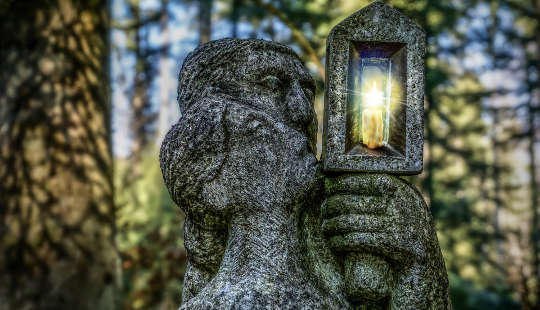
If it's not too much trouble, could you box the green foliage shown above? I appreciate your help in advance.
[115,147,187,310]
[449,272,521,310]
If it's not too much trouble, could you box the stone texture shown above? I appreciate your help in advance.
[322,174,451,309]
[322,0,426,174]
[160,37,450,309]
[160,38,341,309]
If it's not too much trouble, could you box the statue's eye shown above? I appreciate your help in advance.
[257,75,282,91]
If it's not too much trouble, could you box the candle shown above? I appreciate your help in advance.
[362,82,384,149]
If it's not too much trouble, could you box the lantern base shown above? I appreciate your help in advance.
[348,143,404,158]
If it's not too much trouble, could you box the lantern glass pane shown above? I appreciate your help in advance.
[345,41,407,157]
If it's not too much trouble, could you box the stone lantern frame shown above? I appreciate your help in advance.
[322,1,426,174]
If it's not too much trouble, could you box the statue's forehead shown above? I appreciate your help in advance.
[242,49,311,80]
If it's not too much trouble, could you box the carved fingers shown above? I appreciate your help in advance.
[322,174,431,265]
[322,174,450,309]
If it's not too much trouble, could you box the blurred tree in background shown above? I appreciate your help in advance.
[1,0,538,309]
[0,0,119,309]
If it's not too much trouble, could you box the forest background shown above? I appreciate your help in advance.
[0,0,539,309]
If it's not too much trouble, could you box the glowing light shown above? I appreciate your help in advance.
[362,81,385,149]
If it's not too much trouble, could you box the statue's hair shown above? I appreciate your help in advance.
[177,38,299,113]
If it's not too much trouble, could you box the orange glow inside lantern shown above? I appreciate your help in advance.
[345,41,407,157]
[362,81,386,149]
[347,56,391,151]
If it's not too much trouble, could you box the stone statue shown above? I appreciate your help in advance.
[160,38,451,309]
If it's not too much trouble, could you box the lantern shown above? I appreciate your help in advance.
[322,1,425,174]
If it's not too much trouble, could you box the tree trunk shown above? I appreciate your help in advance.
[0,1,118,309]
[128,0,151,165]
[198,0,213,44]
[231,0,241,38]
[157,0,178,144]
[488,0,504,264]
[530,0,540,307]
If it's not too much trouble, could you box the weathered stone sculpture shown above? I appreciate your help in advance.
[160,38,450,309]
[160,38,336,309]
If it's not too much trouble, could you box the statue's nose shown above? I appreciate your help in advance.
[285,80,313,132]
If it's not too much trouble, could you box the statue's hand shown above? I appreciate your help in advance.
[322,174,450,309]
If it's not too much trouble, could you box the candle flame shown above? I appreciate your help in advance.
[362,81,384,149]
[364,81,384,108]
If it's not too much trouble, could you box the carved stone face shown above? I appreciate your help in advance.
[201,49,318,214]
[160,39,319,221]
[228,49,317,146]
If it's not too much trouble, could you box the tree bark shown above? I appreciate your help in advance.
[0,0,118,309]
